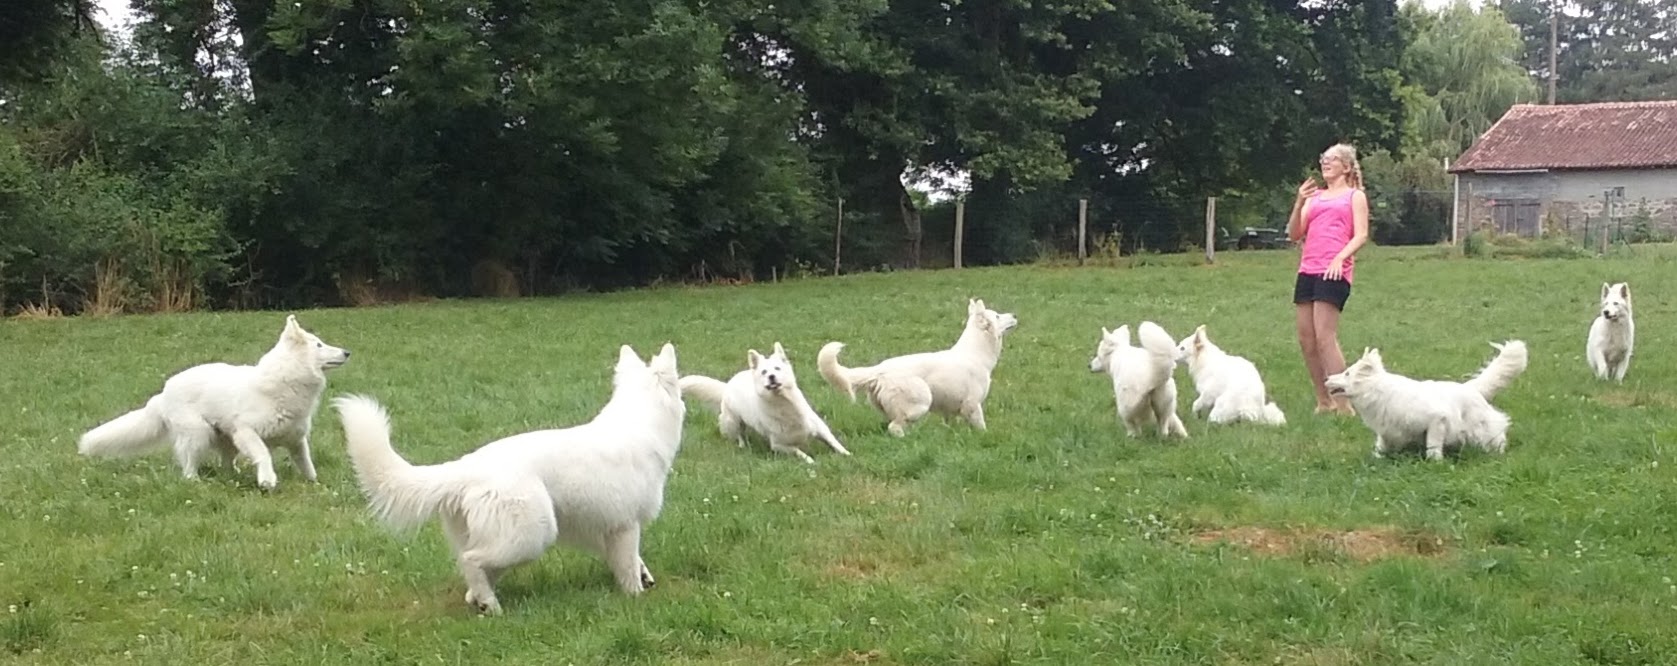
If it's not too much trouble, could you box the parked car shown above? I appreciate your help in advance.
[1217,226,1293,251]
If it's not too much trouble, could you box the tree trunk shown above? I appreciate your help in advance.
[899,185,922,268]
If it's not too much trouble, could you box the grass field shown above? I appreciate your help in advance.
[5,244,1677,665]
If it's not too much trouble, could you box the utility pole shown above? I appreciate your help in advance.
[1548,0,1559,104]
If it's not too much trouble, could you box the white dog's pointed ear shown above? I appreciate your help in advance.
[652,342,678,373]
[772,342,786,358]
[1602,282,1612,299]
[747,349,763,368]
[1621,283,1631,301]
[282,314,306,342]
[1100,326,1110,337]
[617,345,642,369]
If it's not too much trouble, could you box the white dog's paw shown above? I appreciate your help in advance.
[465,589,502,615]
[1425,449,1444,461]
[256,469,278,490]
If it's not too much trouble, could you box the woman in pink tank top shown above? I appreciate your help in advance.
[1286,143,1370,416]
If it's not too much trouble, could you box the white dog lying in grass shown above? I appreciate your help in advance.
[818,298,1018,437]
[1174,325,1285,426]
[1587,281,1634,382]
[332,343,685,615]
[78,314,349,490]
[1324,340,1527,461]
[1088,321,1188,439]
[679,342,850,464]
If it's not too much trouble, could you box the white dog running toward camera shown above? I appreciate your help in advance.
[332,343,685,615]
[818,298,1018,437]
[1174,325,1285,426]
[77,314,350,489]
[679,342,850,464]
[1088,321,1189,439]
[1587,282,1634,382]
[1324,340,1527,461]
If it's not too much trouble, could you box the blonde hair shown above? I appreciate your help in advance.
[1322,143,1363,190]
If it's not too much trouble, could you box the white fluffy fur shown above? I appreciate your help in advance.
[1587,282,1634,382]
[78,314,349,489]
[1174,325,1285,426]
[1324,340,1528,461]
[817,298,1019,437]
[679,342,849,464]
[1088,321,1188,439]
[331,343,685,615]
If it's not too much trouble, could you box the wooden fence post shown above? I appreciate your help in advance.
[1077,198,1089,265]
[953,200,966,269]
[1204,196,1217,263]
[834,197,843,275]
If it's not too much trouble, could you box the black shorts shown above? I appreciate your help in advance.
[1294,272,1351,311]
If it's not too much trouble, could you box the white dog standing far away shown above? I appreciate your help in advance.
[1088,321,1189,439]
[1174,325,1285,426]
[77,314,350,489]
[818,298,1019,437]
[1587,282,1634,382]
[332,343,687,615]
[679,342,850,464]
[1324,340,1528,461]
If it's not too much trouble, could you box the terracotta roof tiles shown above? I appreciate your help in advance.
[1448,101,1677,172]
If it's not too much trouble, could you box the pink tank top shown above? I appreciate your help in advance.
[1298,188,1357,282]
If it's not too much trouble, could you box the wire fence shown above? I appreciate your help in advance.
[841,185,1677,273]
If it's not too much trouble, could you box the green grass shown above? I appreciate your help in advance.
[5,244,1677,665]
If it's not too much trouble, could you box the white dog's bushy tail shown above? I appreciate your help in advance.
[1137,321,1177,366]
[1464,340,1528,401]
[78,398,169,458]
[678,375,729,410]
[333,394,457,533]
[817,342,860,401]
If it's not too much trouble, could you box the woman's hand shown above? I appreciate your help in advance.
[1296,178,1320,202]
[1324,258,1345,281]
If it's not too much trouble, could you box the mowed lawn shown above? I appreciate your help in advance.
[4,245,1677,665]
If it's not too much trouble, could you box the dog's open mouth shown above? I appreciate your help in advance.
[765,381,783,391]
[1326,386,1346,397]
[324,359,347,369]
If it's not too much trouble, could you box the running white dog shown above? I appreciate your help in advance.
[1587,282,1634,382]
[1324,340,1527,461]
[679,342,850,464]
[77,314,349,489]
[1088,321,1188,439]
[332,343,684,615]
[1174,325,1285,426]
[818,298,1018,437]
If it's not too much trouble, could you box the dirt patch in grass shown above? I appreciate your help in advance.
[1595,390,1677,409]
[1190,526,1448,562]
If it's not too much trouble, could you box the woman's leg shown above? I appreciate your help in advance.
[1311,301,1353,413]
[1296,302,1331,410]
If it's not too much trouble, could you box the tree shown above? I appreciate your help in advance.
[1500,0,1677,102]
[1360,0,1538,244]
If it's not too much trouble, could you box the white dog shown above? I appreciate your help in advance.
[679,342,850,464]
[1174,325,1285,426]
[333,344,684,615]
[1088,321,1188,439]
[818,298,1018,437]
[1324,340,1527,461]
[77,314,349,489]
[1587,282,1634,382]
